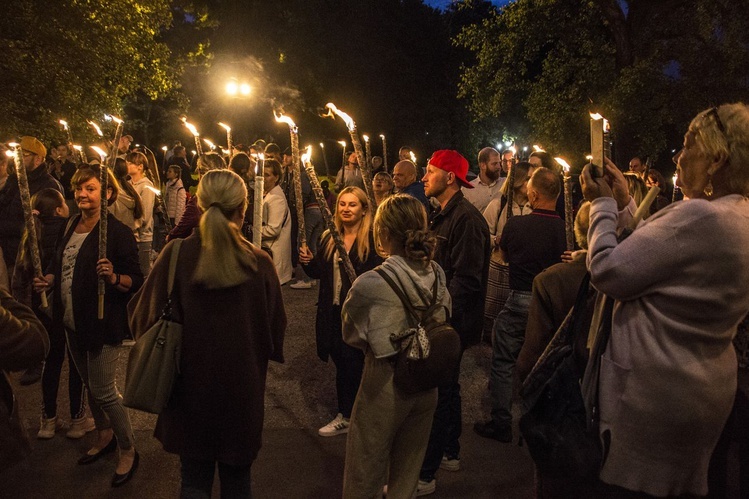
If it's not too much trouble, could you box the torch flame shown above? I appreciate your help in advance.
[319,142,325,148]
[106,115,123,125]
[379,134,385,140]
[88,121,103,137]
[59,120,68,130]
[182,119,200,137]
[586,155,593,161]
[8,142,19,147]
[90,146,107,159]
[338,140,347,148]
[218,122,231,132]
[409,151,416,163]
[590,113,603,120]
[145,185,162,196]
[302,145,312,165]
[274,112,297,130]
[4,150,13,158]
[362,135,369,143]
[325,103,355,132]
[73,145,82,151]
[532,145,544,153]
[203,139,216,150]
[161,146,168,152]
[554,157,571,173]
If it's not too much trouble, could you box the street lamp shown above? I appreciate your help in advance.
[226,79,251,97]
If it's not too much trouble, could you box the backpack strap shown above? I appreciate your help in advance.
[375,267,421,327]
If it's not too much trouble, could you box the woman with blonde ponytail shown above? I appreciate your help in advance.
[128,169,286,497]
[341,194,450,498]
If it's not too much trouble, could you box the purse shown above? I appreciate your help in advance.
[123,239,183,414]
[375,266,461,394]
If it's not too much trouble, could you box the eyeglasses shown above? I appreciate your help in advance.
[22,152,35,158]
[706,107,726,136]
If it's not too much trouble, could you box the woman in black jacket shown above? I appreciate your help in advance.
[34,165,143,487]
[299,186,382,437]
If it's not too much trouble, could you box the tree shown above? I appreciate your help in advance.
[0,0,182,145]
[455,0,749,168]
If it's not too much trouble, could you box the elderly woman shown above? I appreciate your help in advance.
[33,164,143,487]
[341,194,449,498]
[129,169,286,497]
[580,103,749,497]
[372,171,394,207]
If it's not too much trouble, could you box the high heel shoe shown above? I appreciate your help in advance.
[77,435,117,465]
[111,451,139,487]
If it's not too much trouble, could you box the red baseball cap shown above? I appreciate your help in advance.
[428,150,472,188]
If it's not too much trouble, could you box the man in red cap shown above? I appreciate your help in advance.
[418,150,490,495]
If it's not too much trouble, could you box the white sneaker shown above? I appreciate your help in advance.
[416,479,436,496]
[440,454,460,471]
[290,280,314,289]
[66,416,96,439]
[37,416,66,439]
[318,413,349,437]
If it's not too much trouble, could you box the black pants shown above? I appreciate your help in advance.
[328,337,364,419]
[420,350,464,481]
[180,458,252,499]
[41,317,85,419]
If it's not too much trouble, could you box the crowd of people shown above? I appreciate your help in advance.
[1,102,748,498]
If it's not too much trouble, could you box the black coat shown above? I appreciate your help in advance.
[303,231,382,362]
[0,164,63,268]
[49,214,143,350]
[429,190,491,347]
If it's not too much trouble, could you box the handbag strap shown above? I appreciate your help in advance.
[162,239,183,319]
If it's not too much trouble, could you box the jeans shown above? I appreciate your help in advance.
[66,332,134,449]
[420,350,464,481]
[181,458,252,499]
[490,290,532,425]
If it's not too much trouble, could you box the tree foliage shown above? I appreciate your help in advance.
[0,0,184,143]
[456,0,749,167]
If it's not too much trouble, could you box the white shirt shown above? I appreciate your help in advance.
[61,231,89,331]
[463,176,505,214]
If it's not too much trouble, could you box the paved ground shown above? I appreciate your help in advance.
[2,282,535,498]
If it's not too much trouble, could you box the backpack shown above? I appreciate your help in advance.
[518,272,604,480]
[375,266,461,394]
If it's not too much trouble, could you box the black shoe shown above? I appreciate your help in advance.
[111,451,139,487]
[77,435,117,465]
[473,420,512,442]
[19,363,44,386]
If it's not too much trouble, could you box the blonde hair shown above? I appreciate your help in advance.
[193,170,256,289]
[689,103,749,196]
[323,186,372,262]
[374,194,436,262]
[197,152,227,177]
[574,201,591,250]
[623,172,648,209]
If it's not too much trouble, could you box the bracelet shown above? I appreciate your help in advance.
[114,273,121,286]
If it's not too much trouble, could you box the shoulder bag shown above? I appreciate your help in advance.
[375,266,461,394]
[123,239,183,414]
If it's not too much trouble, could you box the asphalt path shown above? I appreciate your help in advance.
[2,282,535,498]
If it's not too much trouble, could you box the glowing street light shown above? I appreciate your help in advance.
[240,83,251,95]
[226,81,238,95]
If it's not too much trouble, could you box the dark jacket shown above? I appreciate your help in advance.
[0,290,49,472]
[12,215,68,309]
[303,231,382,362]
[0,164,63,268]
[167,195,199,241]
[49,214,143,350]
[429,190,490,347]
[400,181,430,212]
[128,234,286,466]
[50,160,76,200]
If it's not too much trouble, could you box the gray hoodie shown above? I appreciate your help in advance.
[342,255,451,358]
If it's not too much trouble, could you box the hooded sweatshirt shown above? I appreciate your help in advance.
[342,255,451,358]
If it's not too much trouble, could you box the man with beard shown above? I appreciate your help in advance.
[463,147,504,213]
[418,150,490,496]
